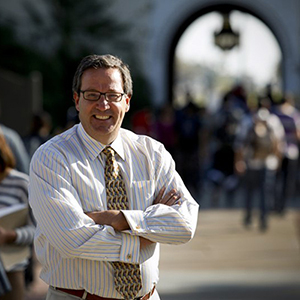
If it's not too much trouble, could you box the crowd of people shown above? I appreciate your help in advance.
[132,84,300,232]
[207,86,300,231]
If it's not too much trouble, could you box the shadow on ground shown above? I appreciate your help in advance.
[160,284,300,300]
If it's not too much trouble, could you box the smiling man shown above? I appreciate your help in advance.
[29,54,199,300]
[74,66,129,145]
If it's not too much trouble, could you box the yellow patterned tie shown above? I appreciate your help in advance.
[103,147,142,299]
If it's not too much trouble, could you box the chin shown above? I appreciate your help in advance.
[93,132,114,144]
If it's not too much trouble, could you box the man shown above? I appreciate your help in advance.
[29,54,199,300]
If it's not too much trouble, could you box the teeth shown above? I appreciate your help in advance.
[95,115,109,120]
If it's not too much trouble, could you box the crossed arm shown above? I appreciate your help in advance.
[86,187,181,248]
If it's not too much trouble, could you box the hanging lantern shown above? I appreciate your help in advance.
[214,12,240,51]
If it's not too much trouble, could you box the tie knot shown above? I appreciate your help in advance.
[102,146,115,158]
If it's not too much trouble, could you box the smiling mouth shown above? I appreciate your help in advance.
[95,115,110,120]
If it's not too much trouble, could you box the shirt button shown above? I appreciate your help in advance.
[127,254,132,260]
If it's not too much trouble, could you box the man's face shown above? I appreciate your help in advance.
[74,67,130,145]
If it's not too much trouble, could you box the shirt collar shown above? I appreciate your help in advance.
[77,123,125,161]
[110,133,125,160]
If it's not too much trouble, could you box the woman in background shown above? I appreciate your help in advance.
[0,132,35,300]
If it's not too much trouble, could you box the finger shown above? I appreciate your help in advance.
[153,187,166,204]
[153,188,164,204]
[164,192,181,206]
[160,189,178,205]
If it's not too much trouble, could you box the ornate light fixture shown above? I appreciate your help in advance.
[214,12,240,51]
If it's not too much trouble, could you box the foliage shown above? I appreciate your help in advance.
[0,0,151,129]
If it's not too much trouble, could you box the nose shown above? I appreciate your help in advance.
[96,95,110,110]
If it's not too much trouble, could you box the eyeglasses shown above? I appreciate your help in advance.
[80,90,125,102]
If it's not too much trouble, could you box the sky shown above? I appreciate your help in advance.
[176,10,282,88]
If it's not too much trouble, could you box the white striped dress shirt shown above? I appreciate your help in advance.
[29,123,199,298]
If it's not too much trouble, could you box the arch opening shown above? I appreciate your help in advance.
[168,5,283,113]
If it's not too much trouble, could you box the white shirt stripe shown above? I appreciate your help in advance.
[29,123,199,298]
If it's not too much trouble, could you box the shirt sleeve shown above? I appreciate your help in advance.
[122,142,199,246]
[12,173,35,246]
[29,145,140,264]
[15,224,35,245]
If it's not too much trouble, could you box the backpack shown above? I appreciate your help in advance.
[246,116,277,160]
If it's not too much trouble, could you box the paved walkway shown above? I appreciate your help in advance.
[25,209,300,300]
[158,209,300,300]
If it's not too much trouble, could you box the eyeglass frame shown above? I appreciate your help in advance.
[80,90,126,102]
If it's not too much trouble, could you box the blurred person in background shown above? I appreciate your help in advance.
[0,133,35,300]
[0,101,30,174]
[175,93,202,198]
[23,111,52,158]
[271,94,300,215]
[29,54,199,300]
[131,107,154,136]
[207,87,248,207]
[154,103,177,158]
[234,99,284,231]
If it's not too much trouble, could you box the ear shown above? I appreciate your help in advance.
[73,92,80,111]
[125,94,131,112]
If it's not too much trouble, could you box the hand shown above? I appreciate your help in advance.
[86,210,130,231]
[139,236,154,249]
[153,187,181,206]
[0,227,17,245]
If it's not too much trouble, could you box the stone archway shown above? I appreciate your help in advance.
[166,3,287,104]
[147,0,299,108]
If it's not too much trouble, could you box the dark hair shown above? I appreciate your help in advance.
[0,133,16,173]
[72,54,133,96]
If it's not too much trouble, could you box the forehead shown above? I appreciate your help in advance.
[81,67,122,85]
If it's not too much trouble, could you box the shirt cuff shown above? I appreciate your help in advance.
[14,229,22,244]
[119,233,140,264]
[121,210,148,234]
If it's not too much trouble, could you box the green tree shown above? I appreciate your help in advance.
[0,0,151,129]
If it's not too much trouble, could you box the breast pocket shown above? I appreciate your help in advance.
[130,180,154,210]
